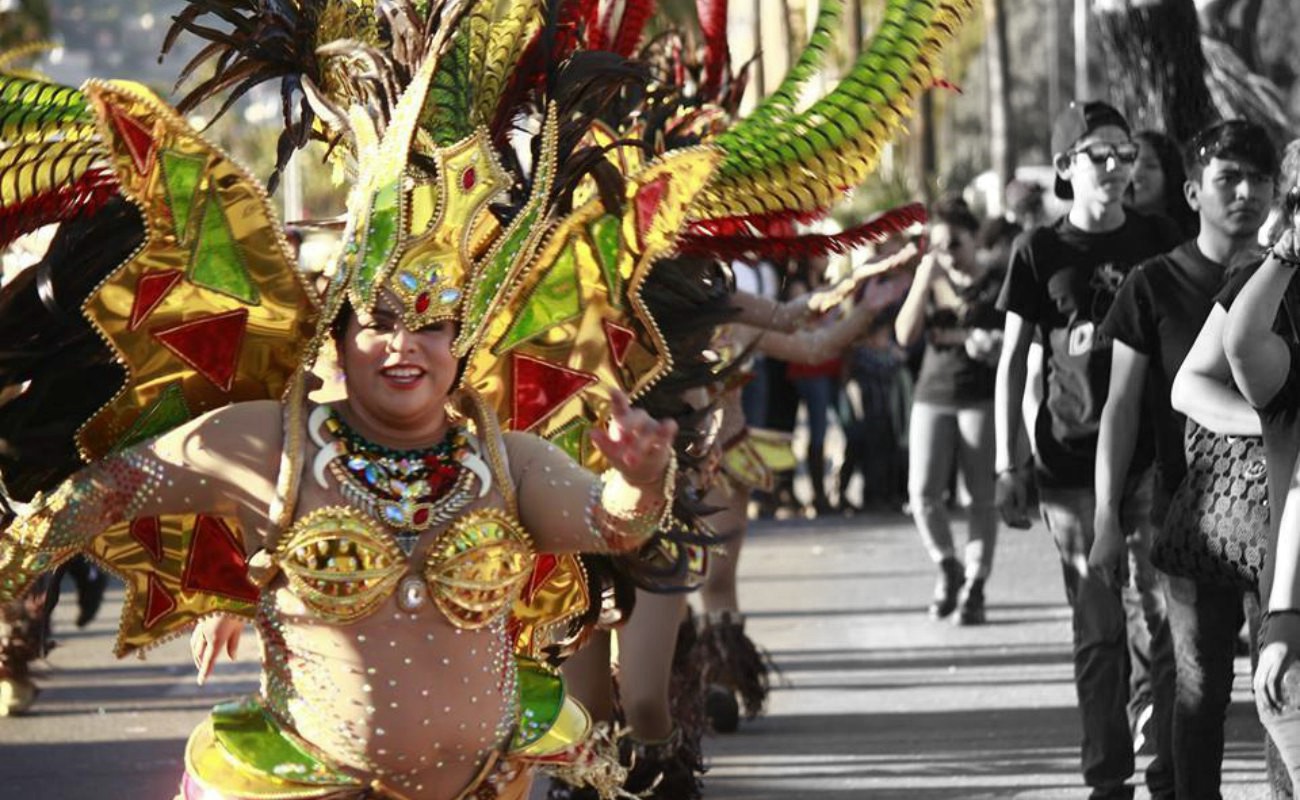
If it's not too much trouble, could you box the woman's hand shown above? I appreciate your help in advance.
[590,390,678,487]
[191,614,245,686]
[1257,612,1300,712]
[1256,641,1297,712]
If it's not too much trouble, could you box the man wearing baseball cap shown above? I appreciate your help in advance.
[995,101,1181,798]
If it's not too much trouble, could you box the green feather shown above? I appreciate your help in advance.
[424,26,475,147]
[0,76,92,142]
[716,0,843,148]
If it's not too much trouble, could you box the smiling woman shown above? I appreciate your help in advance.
[0,0,979,796]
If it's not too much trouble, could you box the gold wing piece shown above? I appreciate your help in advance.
[461,147,721,472]
[1,495,260,657]
[77,80,318,460]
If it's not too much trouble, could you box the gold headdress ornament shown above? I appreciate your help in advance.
[0,0,977,657]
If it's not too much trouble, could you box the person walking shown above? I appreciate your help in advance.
[994,101,1182,799]
[1097,120,1278,798]
[895,196,1003,624]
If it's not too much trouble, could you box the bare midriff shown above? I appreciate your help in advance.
[260,583,518,799]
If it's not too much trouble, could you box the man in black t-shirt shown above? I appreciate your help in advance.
[1096,120,1278,798]
[995,101,1181,799]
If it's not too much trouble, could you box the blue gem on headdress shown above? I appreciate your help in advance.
[364,464,381,485]
[427,273,439,285]
[398,272,420,291]
[440,288,461,304]
[348,457,368,471]
[383,504,406,525]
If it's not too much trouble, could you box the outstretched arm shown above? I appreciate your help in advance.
[731,244,920,334]
[512,391,677,554]
[1,401,282,596]
[747,273,911,364]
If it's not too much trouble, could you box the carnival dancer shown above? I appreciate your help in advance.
[0,0,975,797]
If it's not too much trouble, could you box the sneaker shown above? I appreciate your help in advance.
[928,557,964,619]
[953,578,986,626]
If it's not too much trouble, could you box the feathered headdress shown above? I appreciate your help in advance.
[0,0,974,656]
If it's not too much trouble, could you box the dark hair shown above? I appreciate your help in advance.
[976,217,1023,251]
[1184,120,1278,183]
[1129,130,1196,236]
[929,194,980,234]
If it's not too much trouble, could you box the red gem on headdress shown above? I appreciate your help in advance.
[412,507,430,526]
[106,103,156,175]
[634,175,670,248]
[143,573,176,629]
[462,167,477,191]
[129,269,183,330]
[603,319,636,368]
[416,292,431,313]
[151,309,249,392]
[130,516,164,563]
[181,515,260,603]
[511,354,598,432]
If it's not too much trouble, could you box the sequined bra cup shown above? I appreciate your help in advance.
[270,404,534,628]
[274,506,532,627]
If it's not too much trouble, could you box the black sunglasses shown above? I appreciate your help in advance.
[1069,142,1141,165]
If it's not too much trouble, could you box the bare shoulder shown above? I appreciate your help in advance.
[178,400,284,474]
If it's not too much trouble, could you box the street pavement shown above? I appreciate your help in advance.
[0,510,1273,799]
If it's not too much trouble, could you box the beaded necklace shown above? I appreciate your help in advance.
[325,410,478,550]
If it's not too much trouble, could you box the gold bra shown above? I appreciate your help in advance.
[273,505,533,628]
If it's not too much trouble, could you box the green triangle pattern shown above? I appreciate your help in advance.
[111,382,191,453]
[356,182,400,304]
[549,419,591,465]
[496,242,583,353]
[189,187,260,304]
[471,205,538,326]
[590,215,623,308]
[160,149,205,241]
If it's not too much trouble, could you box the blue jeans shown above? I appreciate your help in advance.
[793,375,836,503]
[907,400,997,579]
[1039,471,1174,799]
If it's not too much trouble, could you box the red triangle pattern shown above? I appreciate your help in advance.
[143,573,176,629]
[129,270,183,331]
[182,515,260,604]
[511,354,598,433]
[523,553,560,604]
[634,175,670,249]
[106,103,156,175]
[602,319,636,368]
[151,309,249,392]
[130,516,164,563]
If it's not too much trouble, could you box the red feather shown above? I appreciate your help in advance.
[0,167,119,249]
[696,0,729,96]
[678,203,927,261]
[586,0,609,51]
[688,205,836,237]
[609,0,657,57]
